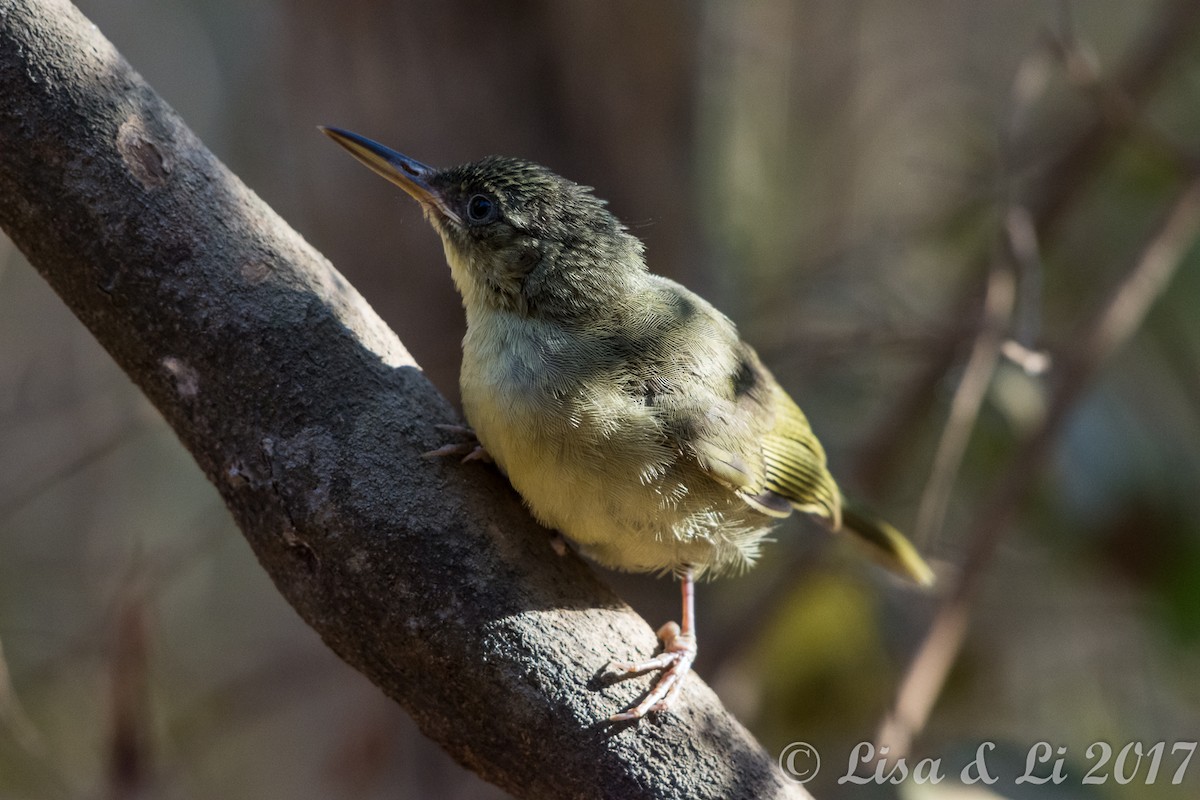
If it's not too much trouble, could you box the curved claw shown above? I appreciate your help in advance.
[608,649,696,721]
[608,619,697,721]
[422,426,492,463]
[459,444,491,463]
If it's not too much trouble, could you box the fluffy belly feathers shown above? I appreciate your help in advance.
[460,351,769,577]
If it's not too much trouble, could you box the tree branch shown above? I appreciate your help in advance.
[0,1,809,797]
[853,0,1200,495]
[878,171,1200,759]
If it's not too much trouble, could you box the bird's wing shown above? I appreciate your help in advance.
[689,344,842,526]
[754,381,842,526]
[637,279,933,584]
[637,278,842,525]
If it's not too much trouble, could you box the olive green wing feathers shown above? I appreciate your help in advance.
[693,343,934,586]
[757,383,842,527]
[637,278,933,585]
[687,342,841,523]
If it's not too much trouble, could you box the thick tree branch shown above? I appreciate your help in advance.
[0,1,809,798]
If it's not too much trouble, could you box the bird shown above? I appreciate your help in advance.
[320,126,934,721]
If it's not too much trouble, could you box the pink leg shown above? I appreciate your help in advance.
[609,569,697,721]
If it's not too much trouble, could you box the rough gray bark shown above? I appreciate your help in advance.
[0,1,811,798]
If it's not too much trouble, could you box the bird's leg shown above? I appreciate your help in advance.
[422,424,491,463]
[608,568,697,721]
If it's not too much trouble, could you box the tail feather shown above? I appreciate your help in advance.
[839,500,935,587]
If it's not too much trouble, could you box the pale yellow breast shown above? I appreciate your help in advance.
[457,310,770,576]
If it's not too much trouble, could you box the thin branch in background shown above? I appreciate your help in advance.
[911,248,1014,551]
[854,0,1200,496]
[907,36,1050,552]
[877,172,1200,760]
[1074,182,1200,370]
[0,417,148,527]
[912,204,1047,553]
[1049,5,1200,178]
[106,591,153,800]
[1001,203,1052,374]
[853,286,980,496]
[1032,0,1200,235]
[910,2,1194,555]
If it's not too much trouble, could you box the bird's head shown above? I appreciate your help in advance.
[321,127,645,321]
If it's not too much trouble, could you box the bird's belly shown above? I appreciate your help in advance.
[461,376,768,577]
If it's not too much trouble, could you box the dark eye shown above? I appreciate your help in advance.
[466,193,497,224]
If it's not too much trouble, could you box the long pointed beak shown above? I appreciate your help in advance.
[319,126,461,224]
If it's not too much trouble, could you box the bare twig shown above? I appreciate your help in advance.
[855,0,1200,495]
[911,224,1016,551]
[878,172,1200,758]
[107,593,152,800]
[911,198,1049,554]
[1033,0,1200,237]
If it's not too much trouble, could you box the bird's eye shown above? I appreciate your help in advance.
[466,193,497,224]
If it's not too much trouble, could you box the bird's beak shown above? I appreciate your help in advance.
[319,126,462,225]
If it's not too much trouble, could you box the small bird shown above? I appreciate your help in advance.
[321,127,934,721]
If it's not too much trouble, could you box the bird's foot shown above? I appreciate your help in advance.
[607,621,696,721]
[548,531,569,557]
[423,425,492,463]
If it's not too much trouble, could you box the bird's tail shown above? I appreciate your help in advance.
[839,499,935,587]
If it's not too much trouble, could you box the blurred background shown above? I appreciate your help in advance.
[3,1,1200,798]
